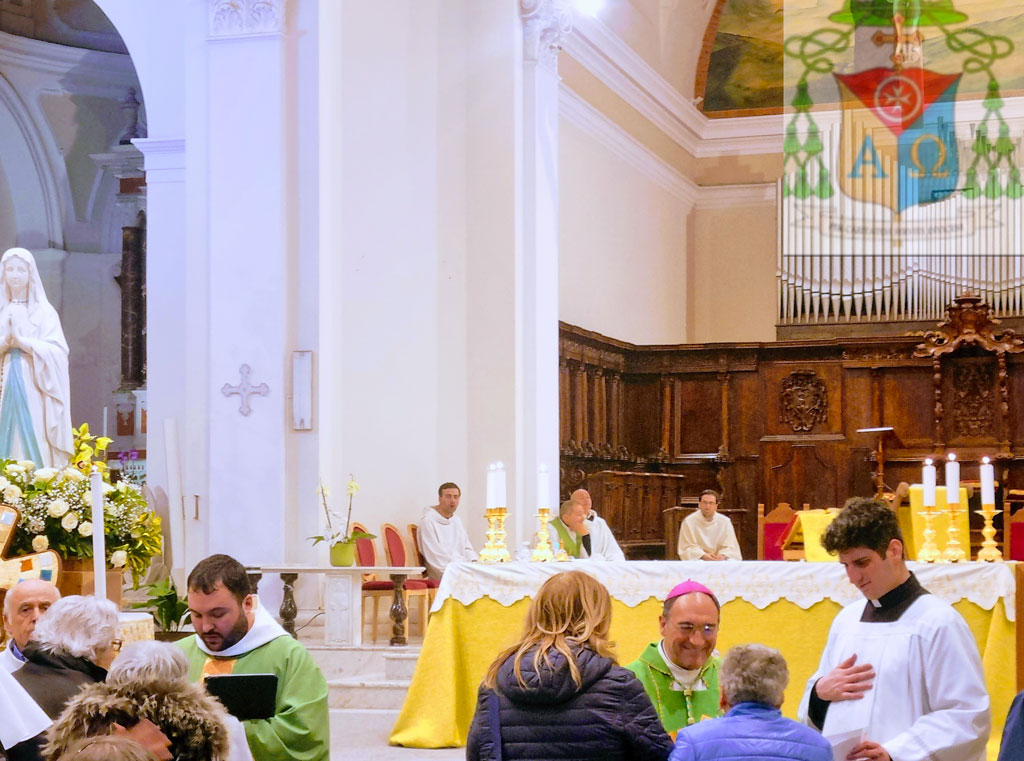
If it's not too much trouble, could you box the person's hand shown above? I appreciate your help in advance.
[576,520,590,536]
[815,654,874,701]
[700,552,722,561]
[114,718,173,761]
[847,740,890,760]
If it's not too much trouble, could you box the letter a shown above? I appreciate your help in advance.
[849,136,888,179]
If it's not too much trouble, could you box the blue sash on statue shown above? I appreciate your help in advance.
[0,350,43,465]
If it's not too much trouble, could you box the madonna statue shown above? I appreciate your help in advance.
[0,248,72,467]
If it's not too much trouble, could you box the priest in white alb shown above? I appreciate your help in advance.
[798,498,989,761]
[418,482,476,580]
[677,490,741,561]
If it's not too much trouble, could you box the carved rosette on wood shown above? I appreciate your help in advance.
[914,293,1024,448]
[520,0,574,72]
[779,370,828,433]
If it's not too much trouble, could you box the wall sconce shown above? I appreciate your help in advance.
[292,350,313,430]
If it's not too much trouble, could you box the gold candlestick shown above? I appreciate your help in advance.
[976,503,1002,562]
[531,508,555,562]
[479,508,511,563]
[941,502,968,562]
[916,508,941,563]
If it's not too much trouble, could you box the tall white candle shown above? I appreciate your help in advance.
[922,458,936,507]
[486,463,497,508]
[981,456,995,504]
[537,464,550,510]
[89,467,106,600]
[494,462,506,507]
[102,407,108,439]
[945,454,960,505]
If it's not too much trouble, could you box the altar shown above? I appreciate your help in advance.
[390,560,1021,756]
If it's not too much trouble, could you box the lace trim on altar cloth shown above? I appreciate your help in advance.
[432,560,1018,621]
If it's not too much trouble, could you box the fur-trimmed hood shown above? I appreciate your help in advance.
[43,679,232,761]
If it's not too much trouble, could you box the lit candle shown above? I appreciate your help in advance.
[945,454,960,505]
[981,456,995,505]
[486,463,497,508]
[537,464,550,510]
[922,458,936,507]
[89,467,106,600]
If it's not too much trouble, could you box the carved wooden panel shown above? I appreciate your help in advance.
[763,364,843,436]
[778,371,828,432]
[764,442,841,510]
[587,471,688,550]
[950,362,997,439]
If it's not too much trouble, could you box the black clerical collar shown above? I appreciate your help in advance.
[861,572,929,623]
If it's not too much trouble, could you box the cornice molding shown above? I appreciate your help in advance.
[132,138,185,184]
[559,84,698,209]
[0,30,137,91]
[695,183,776,210]
[209,0,286,38]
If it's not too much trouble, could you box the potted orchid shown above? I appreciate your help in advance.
[308,475,374,567]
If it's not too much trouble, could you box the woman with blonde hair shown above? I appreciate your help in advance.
[466,571,672,761]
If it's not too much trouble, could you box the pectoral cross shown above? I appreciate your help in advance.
[221,364,270,417]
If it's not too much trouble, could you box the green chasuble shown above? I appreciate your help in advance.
[626,643,722,736]
[550,517,583,558]
[179,633,329,761]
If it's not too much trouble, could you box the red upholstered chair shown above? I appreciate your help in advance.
[757,503,798,561]
[382,523,434,624]
[406,523,440,589]
[1004,501,1024,560]
[351,522,428,642]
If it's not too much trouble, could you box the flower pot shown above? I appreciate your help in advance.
[58,557,124,607]
[330,541,356,567]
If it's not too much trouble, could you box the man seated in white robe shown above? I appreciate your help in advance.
[677,490,741,561]
[550,489,625,561]
[418,482,476,580]
[798,497,990,761]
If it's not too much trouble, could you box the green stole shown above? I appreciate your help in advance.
[625,643,722,737]
[550,517,583,557]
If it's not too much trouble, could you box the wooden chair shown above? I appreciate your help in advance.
[407,523,440,600]
[381,523,433,625]
[757,503,798,560]
[351,522,428,642]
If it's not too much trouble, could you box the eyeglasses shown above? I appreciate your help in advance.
[111,638,123,652]
[676,623,718,638]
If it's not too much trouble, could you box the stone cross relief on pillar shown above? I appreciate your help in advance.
[520,0,574,72]
[222,364,270,416]
[209,0,286,37]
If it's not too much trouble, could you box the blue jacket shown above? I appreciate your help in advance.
[467,646,673,761]
[669,702,832,761]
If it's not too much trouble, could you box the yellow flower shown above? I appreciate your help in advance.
[31,535,48,552]
[78,521,93,537]
[94,437,113,452]
[346,476,360,497]
[110,550,127,568]
[317,484,330,498]
[47,499,69,518]
[61,512,79,531]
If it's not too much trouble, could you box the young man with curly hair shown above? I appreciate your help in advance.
[798,498,990,761]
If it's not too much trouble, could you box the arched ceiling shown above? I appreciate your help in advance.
[0,0,125,54]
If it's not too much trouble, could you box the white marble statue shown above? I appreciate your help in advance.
[0,248,73,467]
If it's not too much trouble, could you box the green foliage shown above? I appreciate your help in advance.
[130,578,190,632]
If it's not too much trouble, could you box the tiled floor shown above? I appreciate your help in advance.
[329,710,463,761]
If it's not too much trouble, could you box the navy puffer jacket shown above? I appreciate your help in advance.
[466,646,673,761]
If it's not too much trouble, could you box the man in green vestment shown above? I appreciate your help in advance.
[177,554,329,761]
[626,580,723,738]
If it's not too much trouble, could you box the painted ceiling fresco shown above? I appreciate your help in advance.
[702,0,1024,116]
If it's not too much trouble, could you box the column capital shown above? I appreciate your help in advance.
[520,0,573,72]
[209,0,287,38]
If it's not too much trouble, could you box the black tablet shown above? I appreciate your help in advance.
[204,673,278,721]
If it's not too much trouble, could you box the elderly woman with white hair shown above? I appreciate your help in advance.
[44,640,239,761]
[5,595,121,761]
[669,644,832,761]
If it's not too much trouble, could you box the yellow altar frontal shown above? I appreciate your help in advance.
[390,560,1019,760]
[901,485,971,561]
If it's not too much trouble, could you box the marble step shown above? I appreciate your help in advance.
[328,708,463,760]
[329,674,410,710]
[307,644,421,681]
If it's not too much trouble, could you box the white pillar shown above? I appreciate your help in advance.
[205,0,289,566]
[515,0,570,542]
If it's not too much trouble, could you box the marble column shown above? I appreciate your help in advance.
[514,0,572,543]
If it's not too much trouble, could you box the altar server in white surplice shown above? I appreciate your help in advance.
[677,490,741,561]
[418,482,475,580]
[798,498,989,761]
